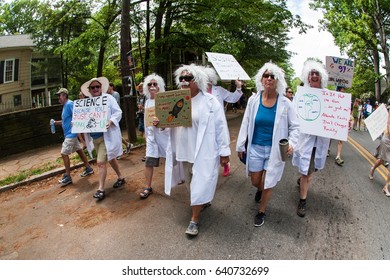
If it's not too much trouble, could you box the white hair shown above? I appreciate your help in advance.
[143,73,165,99]
[301,60,328,87]
[254,62,287,95]
[202,66,219,85]
[174,64,208,92]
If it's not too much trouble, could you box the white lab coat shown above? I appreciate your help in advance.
[84,93,123,161]
[144,99,170,158]
[165,91,231,205]
[292,133,330,175]
[211,85,243,106]
[236,91,300,189]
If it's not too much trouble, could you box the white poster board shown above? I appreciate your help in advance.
[294,86,351,141]
[205,52,250,80]
[326,56,354,88]
[71,95,108,133]
[364,104,388,141]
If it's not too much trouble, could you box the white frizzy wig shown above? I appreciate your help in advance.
[254,62,287,95]
[202,66,219,85]
[143,73,166,99]
[174,64,208,93]
[301,60,328,87]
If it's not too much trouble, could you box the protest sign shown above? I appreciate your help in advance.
[71,95,108,133]
[155,89,192,128]
[294,86,351,141]
[205,52,250,80]
[364,104,388,141]
[145,106,156,127]
[326,56,354,88]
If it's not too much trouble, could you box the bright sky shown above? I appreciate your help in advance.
[287,0,342,78]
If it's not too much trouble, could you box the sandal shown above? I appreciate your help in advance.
[93,190,105,201]
[140,187,153,199]
[113,178,125,188]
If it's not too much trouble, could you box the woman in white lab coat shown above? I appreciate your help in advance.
[165,64,231,237]
[81,77,125,201]
[139,73,170,198]
[236,62,300,227]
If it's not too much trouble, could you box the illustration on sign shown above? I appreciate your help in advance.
[155,89,191,128]
[296,93,321,121]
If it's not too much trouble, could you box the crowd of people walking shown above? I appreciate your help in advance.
[51,59,389,237]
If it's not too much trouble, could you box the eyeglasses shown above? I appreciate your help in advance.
[287,91,293,93]
[310,71,320,76]
[179,76,194,82]
[89,85,101,90]
[262,73,275,80]
[147,82,158,87]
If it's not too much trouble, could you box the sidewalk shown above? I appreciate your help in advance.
[0,109,243,191]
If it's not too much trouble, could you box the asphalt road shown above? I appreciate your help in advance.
[0,115,389,260]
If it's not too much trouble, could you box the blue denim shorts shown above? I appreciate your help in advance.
[248,144,271,172]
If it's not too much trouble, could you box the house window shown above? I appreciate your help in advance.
[14,95,22,107]
[5,59,14,82]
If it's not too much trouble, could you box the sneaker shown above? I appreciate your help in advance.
[59,174,72,187]
[223,163,230,177]
[335,157,344,166]
[185,221,199,236]
[297,200,306,217]
[385,161,389,167]
[254,212,265,227]
[125,143,133,154]
[80,167,94,177]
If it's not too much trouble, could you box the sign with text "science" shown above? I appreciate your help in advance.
[71,95,108,133]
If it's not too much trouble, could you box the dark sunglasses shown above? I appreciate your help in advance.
[179,76,194,82]
[89,85,101,90]
[287,91,293,93]
[147,82,158,87]
[310,71,320,76]
[262,73,275,80]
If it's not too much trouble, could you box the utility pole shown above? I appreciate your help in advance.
[120,0,137,143]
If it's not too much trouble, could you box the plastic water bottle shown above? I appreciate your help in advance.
[50,119,56,134]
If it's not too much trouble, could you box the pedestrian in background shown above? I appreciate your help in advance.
[285,87,294,101]
[165,64,231,237]
[292,60,331,217]
[81,77,126,201]
[369,108,390,197]
[52,88,94,187]
[236,62,299,227]
[107,82,132,155]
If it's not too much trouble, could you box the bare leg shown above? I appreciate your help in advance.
[97,162,107,191]
[76,149,91,168]
[61,154,71,176]
[299,173,313,200]
[108,158,123,179]
[191,205,203,222]
[144,166,154,188]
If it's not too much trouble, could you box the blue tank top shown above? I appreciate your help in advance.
[252,93,278,146]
